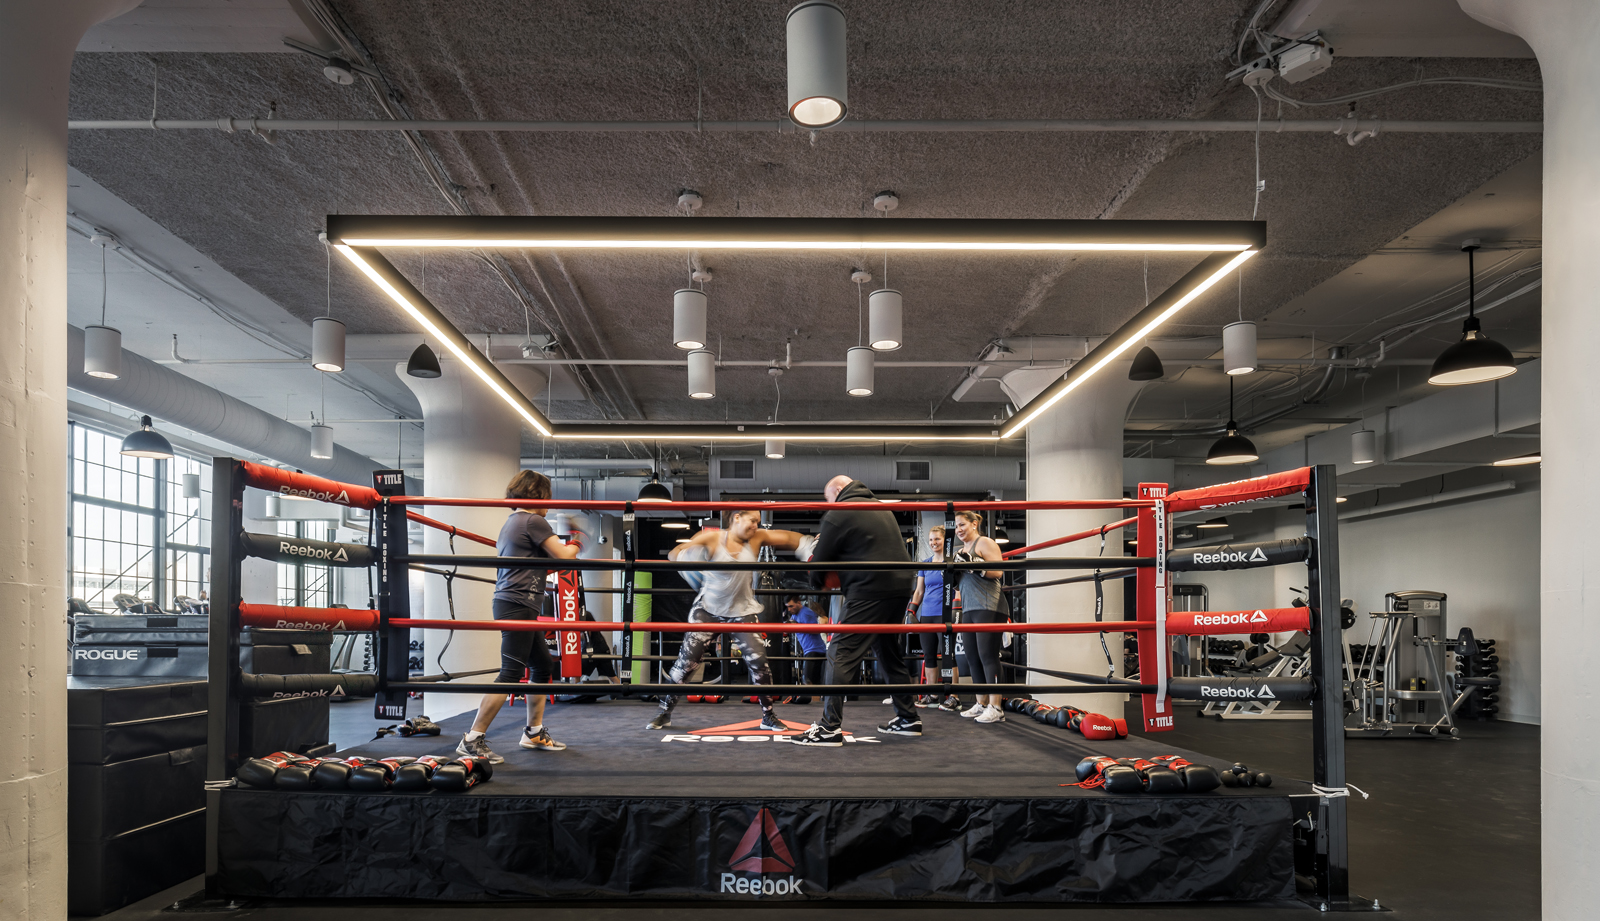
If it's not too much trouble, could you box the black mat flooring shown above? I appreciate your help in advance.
[338,699,1303,800]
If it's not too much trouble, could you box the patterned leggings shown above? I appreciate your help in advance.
[660,608,774,713]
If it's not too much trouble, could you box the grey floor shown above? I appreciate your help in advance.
[96,700,1540,920]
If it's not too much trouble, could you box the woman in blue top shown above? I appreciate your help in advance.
[908,525,951,708]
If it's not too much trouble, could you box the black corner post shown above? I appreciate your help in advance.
[372,469,410,720]
[1306,464,1353,908]
[203,458,246,897]
[942,502,957,689]
[620,503,637,682]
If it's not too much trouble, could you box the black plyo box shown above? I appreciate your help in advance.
[240,695,330,758]
[240,628,332,675]
[69,745,206,841]
[72,613,209,645]
[68,807,206,916]
[68,678,209,765]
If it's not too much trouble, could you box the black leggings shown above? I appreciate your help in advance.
[494,599,555,684]
[799,654,825,686]
[963,609,1006,685]
[660,608,774,713]
[919,621,942,672]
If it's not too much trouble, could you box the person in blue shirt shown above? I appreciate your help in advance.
[909,526,959,709]
[784,595,829,690]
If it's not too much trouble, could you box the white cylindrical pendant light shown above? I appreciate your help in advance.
[311,317,346,372]
[868,288,902,351]
[846,346,875,396]
[181,473,201,499]
[673,288,708,350]
[310,423,335,459]
[687,349,716,399]
[786,1,848,128]
[1223,321,1256,375]
[263,493,282,519]
[1351,429,1377,465]
[84,325,123,379]
[766,439,786,459]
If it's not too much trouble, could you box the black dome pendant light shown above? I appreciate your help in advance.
[406,342,442,378]
[1206,376,1259,466]
[1128,345,1164,381]
[1428,242,1517,386]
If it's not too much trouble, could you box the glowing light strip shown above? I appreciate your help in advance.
[338,238,1253,253]
[1000,249,1257,439]
[554,432,1001,442]
[334,245,553,437]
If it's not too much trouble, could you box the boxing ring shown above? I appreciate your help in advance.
[202,460,1363,907]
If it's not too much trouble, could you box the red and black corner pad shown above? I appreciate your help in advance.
[240,602,378,631]
[1166,467,1312,513]
[239,461,382,509]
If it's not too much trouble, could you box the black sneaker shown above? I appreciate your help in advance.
[455,733,504,764]
[913,694,935,708]
[759,712,786,733]
[647,710,673,730]
[880,716,924,736]
[937,695,963,713]
[791,724,844,747]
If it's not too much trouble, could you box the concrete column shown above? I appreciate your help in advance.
[1024,369,1143,716]
[0,2,139,917]
[399,360,545,719]
[1457,3,1596,916]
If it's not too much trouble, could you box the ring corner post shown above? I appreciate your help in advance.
[372,469,411,720]
[203,457,245,898]
[1307,463,1351,907]
[1135,482,1172,732]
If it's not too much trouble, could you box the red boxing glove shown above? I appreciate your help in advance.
[1077,712,1121,741]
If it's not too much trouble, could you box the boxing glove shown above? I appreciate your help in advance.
[1050,708,1074,730]
[398,716,441,737]
[348,757,415,792]
[430,756,493,791]
[1140,763,1185,794]
[1075,755,1118,783]
[795,535,819,562]
[275,758,344,791]
[1113,718,1129,738]
[1077,712,1121,741]
[1150,755,1222,793]
[312,757,371,790]
[676,542,709,591]
[236,751,308,789]
[393,755,451,791]
[1101,763,1145,794]
[1032,705,1056,724]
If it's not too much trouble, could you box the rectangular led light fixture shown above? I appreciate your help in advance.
[331,216,1263,444]
[327,215,1263,253]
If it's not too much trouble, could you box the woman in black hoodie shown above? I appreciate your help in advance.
[793,476,923,746]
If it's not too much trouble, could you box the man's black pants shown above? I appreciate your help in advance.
[820,595,916,730]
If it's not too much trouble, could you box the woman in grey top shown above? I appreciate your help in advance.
[953,510,1010,724]
[456,470,581,764]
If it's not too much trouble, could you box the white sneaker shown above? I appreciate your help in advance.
[975,705,1005,724]
[882,697,893,705]
[960,703,987,718]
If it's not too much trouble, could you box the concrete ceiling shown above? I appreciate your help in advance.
[63,0,1543,469]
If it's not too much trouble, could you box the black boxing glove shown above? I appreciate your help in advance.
[1102,763,1145,794]
[430,756,493,791]
[1150,755,1222,793]
[312,757,371,790]
[393,755,451,791]
[236,751,308,789]
[1075,755,1118,783]
[1133,759,1185,794]
[398,716,441,738]
[348,757,415,792]
[275,758,344,791]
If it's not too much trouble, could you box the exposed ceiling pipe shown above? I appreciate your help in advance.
[1125,347,1347,439]
[68,324,382,484]
[66,117,1541,134]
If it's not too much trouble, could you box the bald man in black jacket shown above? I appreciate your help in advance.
[793,476,922,746]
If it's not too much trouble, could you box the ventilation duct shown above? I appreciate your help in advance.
[67,324,380,485]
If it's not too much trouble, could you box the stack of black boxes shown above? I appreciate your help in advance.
[238,627,335,758]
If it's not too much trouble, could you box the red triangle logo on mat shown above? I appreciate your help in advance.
[729,808,795,873]
[690,718,827,737]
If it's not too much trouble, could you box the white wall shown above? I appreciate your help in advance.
[1337,486,1539,724]
[1177,487,1540,724]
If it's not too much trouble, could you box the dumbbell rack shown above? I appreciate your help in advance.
[1456,638,1499,720]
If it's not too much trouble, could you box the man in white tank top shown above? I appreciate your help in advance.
[647,510,815,731]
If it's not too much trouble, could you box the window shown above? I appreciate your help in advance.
[719,459,755,480]
[895,461,931,481]
[68,423,211,612]
[277,520,338,608]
